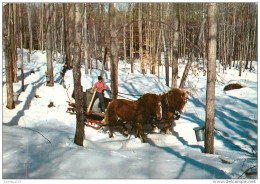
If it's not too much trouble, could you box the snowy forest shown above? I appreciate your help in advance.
[2,2,258,180]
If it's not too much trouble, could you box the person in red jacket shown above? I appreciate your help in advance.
[92,76,107,113]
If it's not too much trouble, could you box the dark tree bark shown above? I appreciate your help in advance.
[19,4,24,91]
[205,3,217,154]
[179,53,193,89]
[27,3,32,63]
[109,3,118,100]
[84,4,89,74]
[46,3,54,87]
[73,3,85,146]
[129,3,134,73]
[63,4,71,69]
[12,4,18,83]
[101,47,108,77]
[5,3,15,109]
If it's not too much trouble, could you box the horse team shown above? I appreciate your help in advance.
[102,88,188,143]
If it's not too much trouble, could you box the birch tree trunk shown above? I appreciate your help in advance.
[205,3,217,154]
[161,3,169,87]
[139,3,145,74]
[171,4,179,88]
[109,3,118,100]
[73,3,85,146]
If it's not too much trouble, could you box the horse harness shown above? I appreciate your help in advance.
[163,93,181,120]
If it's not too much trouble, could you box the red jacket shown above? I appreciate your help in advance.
[92,81,107,93]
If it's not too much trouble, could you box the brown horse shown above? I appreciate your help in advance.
[160,88,188,134]
[102,93,162,143]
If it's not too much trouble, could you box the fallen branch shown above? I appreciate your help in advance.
[21,127,52,145]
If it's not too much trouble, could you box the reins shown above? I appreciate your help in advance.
[106,89,143,101]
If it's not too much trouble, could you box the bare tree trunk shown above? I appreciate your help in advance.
[202,5,206,76]
[73,3,85,146]
[123,9,127,71]
[205,3,217,154]
[109,3,119,100]
[147,3,152,74]
[161,3,169,86]
[46,3,54,87]
[41,4,44,53]
[60,4,64,63]
[63,4,71,69]
[129,3,134,73]
[93,22,98,69]
[53,3,58,62]
[101,47,108,77]
[239,42,242,77]
[27,3,32,63]
[139,3,145,74]
[12,4,18,83]
[19,4,24,92]
[179,53,193,89]
[171,4,179,88]
[5,3,15,109]
[84,4,89,74]
[250,15,256,72]
[156,29,162,82]
[230,4,236,69]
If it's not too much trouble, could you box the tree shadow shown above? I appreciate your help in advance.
[5,76,46,126]
[227,95,257,109]
[147,139,231,179]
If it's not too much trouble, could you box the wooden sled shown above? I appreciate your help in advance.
[67,88,110,130]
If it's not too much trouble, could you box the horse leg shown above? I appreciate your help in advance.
[109,126,114,138]
[161,121,172,135]
[135,122,146,143]
[119,121,128,136]
[108,114,116,138]
[152,123,158,131]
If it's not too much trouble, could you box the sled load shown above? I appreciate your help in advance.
[67,88,111,130]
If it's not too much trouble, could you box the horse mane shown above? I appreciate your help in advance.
[136,93,160,118]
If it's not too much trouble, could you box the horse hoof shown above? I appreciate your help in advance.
[153,127,158,132]
[109,135,114,138]
[166,131,172,135]
[123,131,129,136]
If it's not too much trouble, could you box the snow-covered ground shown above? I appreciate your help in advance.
[2,49,258,181]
